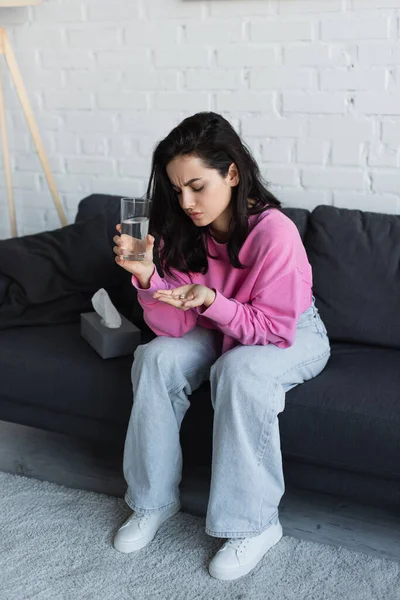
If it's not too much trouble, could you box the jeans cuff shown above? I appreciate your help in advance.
[124,491,180,515]
[205,512,280,538]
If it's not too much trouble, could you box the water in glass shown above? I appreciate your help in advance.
[121,216,149,261]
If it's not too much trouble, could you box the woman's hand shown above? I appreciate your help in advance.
[113,224,155,288]
[153,284,216,312]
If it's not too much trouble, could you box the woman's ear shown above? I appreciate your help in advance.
[227,162,240,187]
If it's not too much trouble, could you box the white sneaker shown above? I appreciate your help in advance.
[113,501,181,553]
[208,521,283,581]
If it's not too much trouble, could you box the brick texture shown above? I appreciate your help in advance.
[0,0,399,237]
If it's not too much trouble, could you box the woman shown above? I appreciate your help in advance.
[112,112,331,581]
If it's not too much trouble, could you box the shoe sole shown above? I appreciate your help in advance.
[208,522,283,581]
[113,502,181,554]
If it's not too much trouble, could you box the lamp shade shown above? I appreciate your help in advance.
[0,1,42,6]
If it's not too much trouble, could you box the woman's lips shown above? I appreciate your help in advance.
[189,213,202,219]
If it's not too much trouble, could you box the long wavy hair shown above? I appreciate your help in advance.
[146,112,281,277]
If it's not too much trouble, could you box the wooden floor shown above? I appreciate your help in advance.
[0,419,399,564]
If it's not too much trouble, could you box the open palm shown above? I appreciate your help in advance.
[153,284,210,311]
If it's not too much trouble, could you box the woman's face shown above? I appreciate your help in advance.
[166,154,239,230]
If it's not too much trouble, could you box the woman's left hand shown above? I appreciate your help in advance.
[153,284,216,311]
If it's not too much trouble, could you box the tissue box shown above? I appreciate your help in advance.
[80,311,142,359]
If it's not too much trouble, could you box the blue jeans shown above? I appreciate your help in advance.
[123,296,331,539]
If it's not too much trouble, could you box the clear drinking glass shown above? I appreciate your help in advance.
[120,197,151,261]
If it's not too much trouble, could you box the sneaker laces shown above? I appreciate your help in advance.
[138,513,150,525]
[129,513,150,532]
[225,538,250,554]
[121,511,149,530]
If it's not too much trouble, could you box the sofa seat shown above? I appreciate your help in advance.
[0,323,134,444]
[181,342,400,483]
[1,322,399,485]
[280,342,400,480]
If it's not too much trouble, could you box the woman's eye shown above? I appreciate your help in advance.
[173,186,204,195]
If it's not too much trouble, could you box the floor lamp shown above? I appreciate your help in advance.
[0,0,67,237]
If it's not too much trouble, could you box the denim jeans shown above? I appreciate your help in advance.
[123,295,331,539]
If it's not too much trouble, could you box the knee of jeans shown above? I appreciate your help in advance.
[210,350,244,386]
[133,338,165,365]
[131,337,181,381]
[211,351,280,395]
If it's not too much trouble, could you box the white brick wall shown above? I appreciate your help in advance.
[0,0,400,238]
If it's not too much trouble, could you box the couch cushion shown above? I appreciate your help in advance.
[181,342,400,481]
[280,342,400,480]
[0,274,11,304]
[280,207,310,241]
[0,322,147,432]
[0,212,133,330]
[75,193,121,227]
[77,194,311,242]
[75,195,311,326]
[305,205,400,348]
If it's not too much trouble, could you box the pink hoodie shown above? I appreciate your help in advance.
[131,207,313,354]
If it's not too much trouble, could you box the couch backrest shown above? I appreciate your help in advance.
[75,194,144,326]
[305,205,400,349]
[76,194,311,239]
[280,207,310,241]
[78,195,400,349]
[76,193,311,280]
[75,193,121,225]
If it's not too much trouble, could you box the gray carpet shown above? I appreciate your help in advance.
[1,472,399,600]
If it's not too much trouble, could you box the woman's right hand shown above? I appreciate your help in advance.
[113,224,155,288]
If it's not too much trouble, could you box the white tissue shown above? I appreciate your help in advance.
[91,288,121,329]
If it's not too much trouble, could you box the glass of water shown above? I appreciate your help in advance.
[120,197,150,261]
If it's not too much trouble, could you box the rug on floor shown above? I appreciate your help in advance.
[1,471,399,600]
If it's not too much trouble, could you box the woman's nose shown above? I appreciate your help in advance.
[180,192,196,210]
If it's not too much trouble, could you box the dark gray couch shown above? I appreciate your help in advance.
[0,194,399,513]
